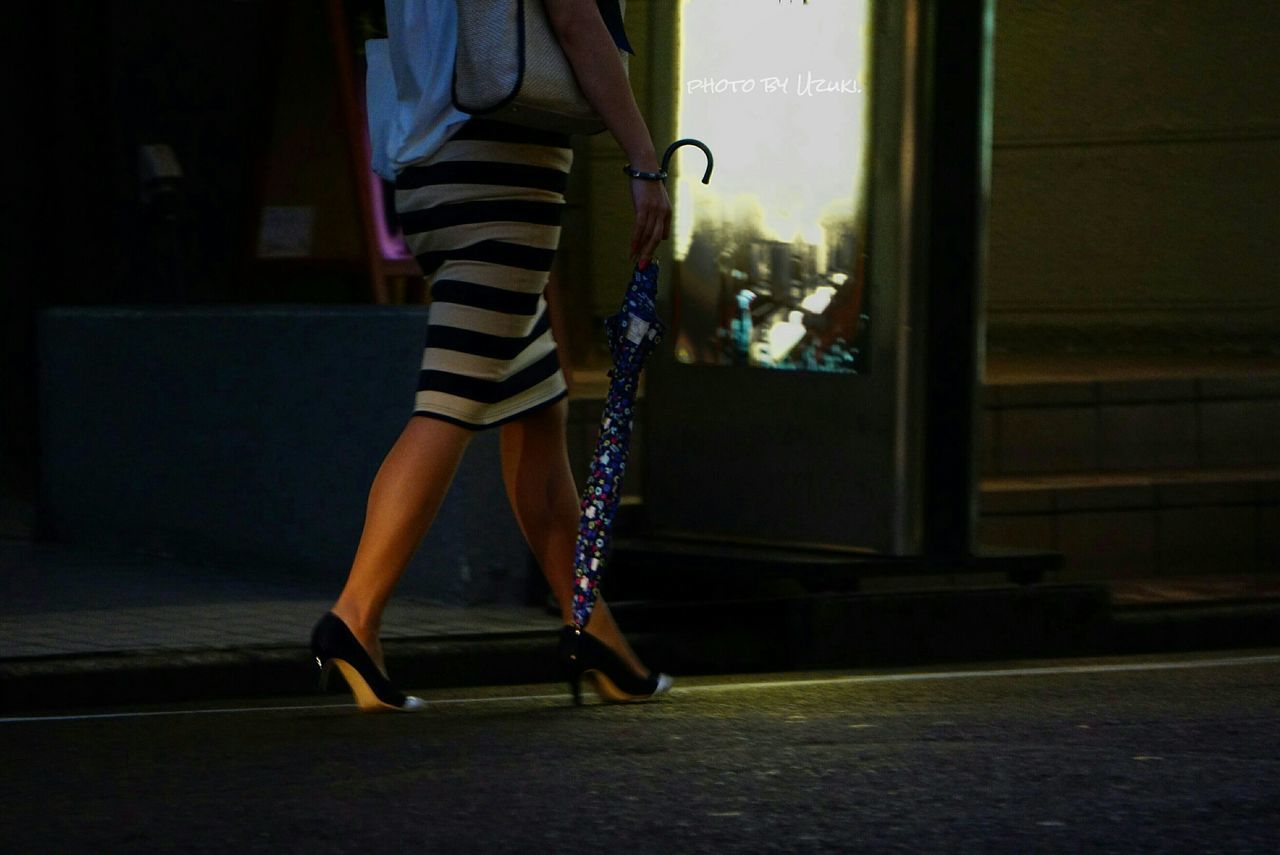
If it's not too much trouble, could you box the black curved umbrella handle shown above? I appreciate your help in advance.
[661,139,714,184]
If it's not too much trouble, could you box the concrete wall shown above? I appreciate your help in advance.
[988,0,1280,350]
[37,308,536,606]
[978,374,1280,579]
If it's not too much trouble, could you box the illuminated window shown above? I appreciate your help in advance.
[673,0,873,373]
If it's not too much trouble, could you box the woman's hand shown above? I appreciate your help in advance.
[629,177,671,270]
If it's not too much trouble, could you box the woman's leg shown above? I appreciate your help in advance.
[331,414,475,672]
[499,396,649,677]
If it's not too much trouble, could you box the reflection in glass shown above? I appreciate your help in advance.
[673,0,873,373]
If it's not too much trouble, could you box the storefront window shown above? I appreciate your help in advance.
[672,0,873,373]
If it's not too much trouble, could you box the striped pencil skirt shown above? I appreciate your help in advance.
[394,117,574,430]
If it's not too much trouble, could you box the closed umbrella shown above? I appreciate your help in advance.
[571,138,714,630]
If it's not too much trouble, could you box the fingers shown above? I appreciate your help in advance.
[630,218,664,268]
[629,182,672,268]
[630,220,650,266]
[640,214,665,265]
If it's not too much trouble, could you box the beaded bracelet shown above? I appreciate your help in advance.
[622,163,668,181]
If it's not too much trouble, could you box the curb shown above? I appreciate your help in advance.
[1107,601,1280,654]
[0,632,560,715]
[3,587,1279,714]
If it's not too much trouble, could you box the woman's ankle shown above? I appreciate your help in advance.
[330,602,382,648]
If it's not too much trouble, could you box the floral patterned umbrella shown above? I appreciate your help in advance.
[571,139,714,630]
[571,260,664,629]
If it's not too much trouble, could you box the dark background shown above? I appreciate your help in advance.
[2,1,385,511]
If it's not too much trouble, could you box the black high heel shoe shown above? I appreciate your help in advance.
[558,625,673,705]
[310,612,425,712]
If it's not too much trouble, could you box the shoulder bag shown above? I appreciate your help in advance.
[452,0,634,135]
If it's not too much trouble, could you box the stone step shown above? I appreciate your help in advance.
[978,466,1280,581]
[981,373,1280,476]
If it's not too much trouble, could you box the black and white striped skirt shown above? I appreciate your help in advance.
[394,117,574,430]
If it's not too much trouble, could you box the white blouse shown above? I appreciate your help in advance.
[365,0,470,182]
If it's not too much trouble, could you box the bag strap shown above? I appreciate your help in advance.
[596,0,635,55]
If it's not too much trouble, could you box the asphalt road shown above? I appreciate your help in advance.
[2,650,1278,853]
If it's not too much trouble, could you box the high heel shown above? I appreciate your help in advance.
[558,625,673,705]
[310,612,426,712]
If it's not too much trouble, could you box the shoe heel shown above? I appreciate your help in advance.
[558,625,585,706]
[316,657,333,692]
[332,659,391,712]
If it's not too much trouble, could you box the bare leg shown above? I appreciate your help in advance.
[499,396,649,677]
[331,415,475,672]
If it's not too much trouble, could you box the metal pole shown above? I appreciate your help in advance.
[917,0,995,559]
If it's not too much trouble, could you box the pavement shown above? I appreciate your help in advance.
[2,537,1279,713]
[4,652,1279,851]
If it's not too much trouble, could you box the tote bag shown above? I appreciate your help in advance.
[452,0,632,135]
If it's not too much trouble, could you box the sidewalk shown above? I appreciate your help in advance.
[0,539,555,659]
[2,538,1278,713]
[0,538,568,712]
